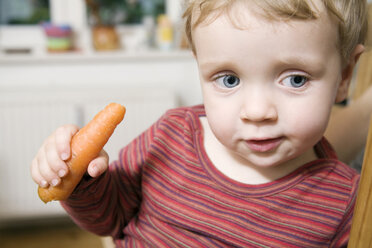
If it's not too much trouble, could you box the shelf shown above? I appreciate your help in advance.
[0,49,194,65]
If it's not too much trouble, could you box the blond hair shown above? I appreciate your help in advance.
[183,0,369,64]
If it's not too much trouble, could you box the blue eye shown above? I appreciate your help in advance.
[282,75,308,88]
[216,75,240,88]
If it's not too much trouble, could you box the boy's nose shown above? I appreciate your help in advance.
[239,89,278,123]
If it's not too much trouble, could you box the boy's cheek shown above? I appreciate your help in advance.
[289,105,331,137]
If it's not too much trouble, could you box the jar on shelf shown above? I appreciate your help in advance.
[42,23,73,52]
[92,26,120,51]
[156,15,173,51]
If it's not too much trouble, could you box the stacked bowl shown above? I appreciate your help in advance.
[42,23,73,52]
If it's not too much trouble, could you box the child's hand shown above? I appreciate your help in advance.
[31,124,109,188]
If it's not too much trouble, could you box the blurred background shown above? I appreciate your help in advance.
[0,0,371,247]
[0,0,200,247]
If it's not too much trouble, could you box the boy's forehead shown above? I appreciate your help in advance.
[191,0,330,29]
[192,2,340,68]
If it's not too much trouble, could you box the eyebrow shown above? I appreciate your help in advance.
[275,55,320,67]
[198,59,237,74]
[274,55,326,75]
[199,56,324,73]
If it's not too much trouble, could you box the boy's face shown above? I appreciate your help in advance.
[194,3,347,168]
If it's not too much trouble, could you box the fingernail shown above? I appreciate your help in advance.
[91,164,98,177]
[51,178,60,187]
[58,169,66,177]
[41,180,48,188]
[61,153,69,161]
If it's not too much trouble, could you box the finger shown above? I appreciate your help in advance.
[87,150,109,178]
[44,141,69,178]
[37,149,61,187]
[55,124,79,161]
[31,157,48,188]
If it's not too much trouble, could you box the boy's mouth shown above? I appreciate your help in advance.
[245,137,283,153]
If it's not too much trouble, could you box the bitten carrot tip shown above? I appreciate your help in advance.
[37,103,126,203]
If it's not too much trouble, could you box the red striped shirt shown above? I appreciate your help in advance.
[62,105,359,247]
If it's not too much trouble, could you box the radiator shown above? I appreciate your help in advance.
[0,87,178,222]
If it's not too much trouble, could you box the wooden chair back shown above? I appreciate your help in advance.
[348,117,372,247]
[347,4,372,247]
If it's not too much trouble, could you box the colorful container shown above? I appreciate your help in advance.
[42,23,73,52]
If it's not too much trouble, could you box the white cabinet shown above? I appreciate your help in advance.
[0,50,201,222]
[0,97,78,220]
[0,86,178,222]
[0,50,201,106]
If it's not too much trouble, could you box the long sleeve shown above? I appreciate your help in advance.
[61,117,159,239]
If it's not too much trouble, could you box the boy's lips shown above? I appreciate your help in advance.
[245,137,283,152]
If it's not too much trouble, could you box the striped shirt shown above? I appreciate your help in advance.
[62,105,360,248]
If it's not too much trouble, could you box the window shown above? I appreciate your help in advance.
[86,0,165,25]
[0,0,50,25]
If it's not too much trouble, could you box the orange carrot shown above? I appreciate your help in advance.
[38,103,126,203]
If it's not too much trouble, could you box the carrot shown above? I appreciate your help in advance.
[38,102,126,203]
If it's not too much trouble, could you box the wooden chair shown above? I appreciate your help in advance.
[348,118,372,247]
[346,4,372,247]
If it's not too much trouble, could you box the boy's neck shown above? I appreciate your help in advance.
[200,117,318,185]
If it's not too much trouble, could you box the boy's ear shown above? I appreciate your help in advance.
[335,44,365,103]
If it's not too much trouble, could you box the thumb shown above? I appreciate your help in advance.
[87,150,109,178]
